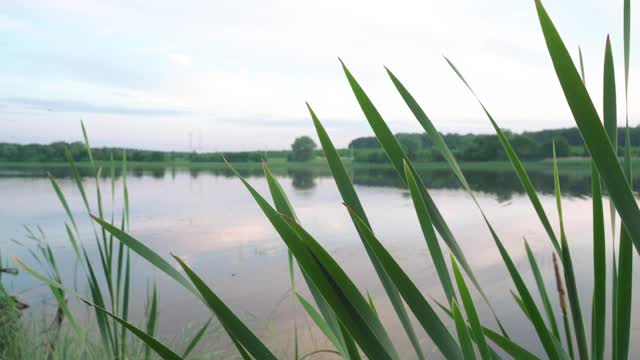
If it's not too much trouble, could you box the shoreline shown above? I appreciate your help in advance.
[2,157,636,172]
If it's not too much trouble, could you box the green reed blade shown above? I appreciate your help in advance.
[524,240,560,340]
[121,247,131,358]
[13,256,83,300]
[13,257,114,357]
[451,256,492,360]
[452,300,477,360]
[434,300,538,360]
[486,219,559,359]
[299,350,342,360]
[441,58,586,353]
[83,247,115,355]
[404,160,456,302]
[65,143,104,258]
[263,162,298,221]
[341,58,467,266]
[64,147,91,214]
[603,35,618,241]
[295,293,345,356]
[182,317,213,358]
[617,2,632,349]
[261,160,356,359]
[615,123,633,360]
[306,275,357,360]
[442,57,561,255]
[535,0,640,256]
[263,162,297,287]
[308,104,426,360]
[92,216,199,298]
[122,150,130,231]
[366,291,378,317]
[611,251,618,360]
[115,218,125,316]
[578,47,585,82]
[339,321,362,360]
[228,161,397,360]
[49,173,79,233]
[341,61,496,335]
[50,285,81,335]
[615,228,632,360]
[228,337,252,360]
[483,327,538,360]
[511,291,531,321]
[552,251,574,359]
[282,217,400,359]
[346,207,463,359]
[591,160,606,360]
[307,104,369,226]
[81,120,94,166]
[94,168,114,302]
[86,300,183,360]
[173,255,278,360]
[64,222,81,259]
[588,36,614,360]
[552,146,588,359]
[144,282,159,360]
[110,153,116,205]
[261,162,300,359]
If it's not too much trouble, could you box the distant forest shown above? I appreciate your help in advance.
[0,142,347,163]
[0,141,298,163]
[1,127,639,163]
[349,127,640,163]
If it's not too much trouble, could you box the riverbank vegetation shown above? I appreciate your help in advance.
[3,125,640,165]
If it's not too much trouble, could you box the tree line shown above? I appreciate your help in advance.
[0,141,289,163]
[2,127,639,164]
[0,136,331,163]
[349,126,640,163]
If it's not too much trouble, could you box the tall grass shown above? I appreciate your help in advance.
[10,122,213,359]
[16,0,637,359]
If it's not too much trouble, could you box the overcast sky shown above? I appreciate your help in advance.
[1,0,638,151]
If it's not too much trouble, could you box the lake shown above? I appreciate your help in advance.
[2,164,639,358]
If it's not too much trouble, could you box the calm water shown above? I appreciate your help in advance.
[2,165,640,358]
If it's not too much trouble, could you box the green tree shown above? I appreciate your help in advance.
[398,136,421,160]
[289,136,317,162]
[510,135,542,160]
[460,135,506,161]
[541,136,570,158]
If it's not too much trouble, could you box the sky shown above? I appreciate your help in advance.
[1,0,638,151]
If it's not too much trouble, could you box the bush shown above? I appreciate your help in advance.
[289,136,317,162]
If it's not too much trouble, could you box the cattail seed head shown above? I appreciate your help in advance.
[552,253,567,313]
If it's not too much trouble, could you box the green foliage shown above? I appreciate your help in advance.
[542,136,569,157]
[461,135,508,161]
[0,286,23,359]
[352,148,391,163]
[289,136,317,162]
[4,126,640,165]
[349,127,640,163]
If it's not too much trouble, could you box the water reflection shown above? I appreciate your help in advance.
[6,163,638,199]
[3,164,640,358]
[288,169,316,190]
[351,168,602,201]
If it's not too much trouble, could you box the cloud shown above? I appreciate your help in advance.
[167,53,192,67]
[0,14,23,31]
[1,97,188,116]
